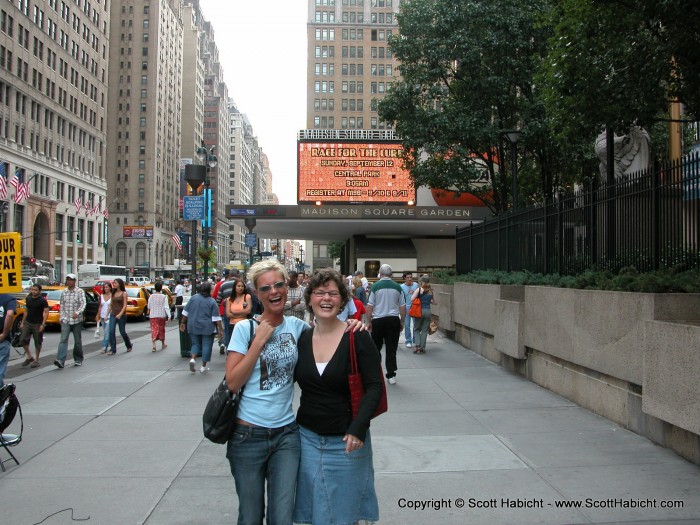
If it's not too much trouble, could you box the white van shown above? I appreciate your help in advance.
[129,276,151,286]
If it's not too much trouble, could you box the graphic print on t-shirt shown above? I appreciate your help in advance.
[259,332,296,390]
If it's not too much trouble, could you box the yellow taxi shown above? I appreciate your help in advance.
[124,285,150,320]
[15,286,100,328]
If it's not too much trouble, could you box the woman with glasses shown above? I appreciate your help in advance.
[293,268,382,525]
[225,259,309,525]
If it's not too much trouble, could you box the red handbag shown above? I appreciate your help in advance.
[348,331,388,419]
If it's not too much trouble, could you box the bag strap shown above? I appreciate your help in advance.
[349,331,359,375]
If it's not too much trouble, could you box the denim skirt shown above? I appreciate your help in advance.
[294,425,379,525]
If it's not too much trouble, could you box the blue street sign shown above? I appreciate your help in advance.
[183,195,205,220]
[245,233,257,248]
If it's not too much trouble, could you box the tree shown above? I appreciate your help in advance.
[327,242,344,260]
[379,0,554,213]
[538,0,700,162]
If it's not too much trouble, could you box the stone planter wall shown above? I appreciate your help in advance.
[430,283,700,465]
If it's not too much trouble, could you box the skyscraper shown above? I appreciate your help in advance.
[306,0,400,131]
[0,0,110,279]
[106,0,184,276]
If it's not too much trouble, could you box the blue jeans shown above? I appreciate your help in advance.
[226,421,300,525]
[224,322,233,349]
[56,322,84,364]
[109,315,132,353]
[0,340,10,386]
[404,315,414,344]
[100,318,110,349]
[190,333,214,363]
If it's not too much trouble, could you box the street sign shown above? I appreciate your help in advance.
[244,233,257,248]
[230,208,256,216]
[183,196,205,220]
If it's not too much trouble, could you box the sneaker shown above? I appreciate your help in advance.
[405,342,412,348]
[54,360,64,369]
[199,366,210,373]
[189,358,196,372]
[219,344,225,355]
[388,377,396,385]
[74,361,83,366]
[30,360,40,368]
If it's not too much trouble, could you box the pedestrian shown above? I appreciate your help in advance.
[96,282,112,353]
[19,284,49,368]
[224,260,309,525]
[108,278,132,355]
[284,271,306,319]
[215,269,237,353]
[147,281,170,352]
[173,278,185,320]
[224,277,252,348]
[411,275,437,354]
[352,275,367,305]
[400,272,419,348]
[294,268,382,525]
[0,293,17,386]
[180,282,223,373]
[365,264,406,384]
[54,274,86,368]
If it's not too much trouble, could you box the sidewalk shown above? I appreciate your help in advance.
[1,325,699,524]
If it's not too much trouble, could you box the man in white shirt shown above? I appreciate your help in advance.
[174,279,185,320]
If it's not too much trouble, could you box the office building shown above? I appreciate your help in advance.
[0,0,111,280]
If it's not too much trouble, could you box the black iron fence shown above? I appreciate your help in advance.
[457,152,700,275]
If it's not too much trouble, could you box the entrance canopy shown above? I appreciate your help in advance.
[227,204,491,241]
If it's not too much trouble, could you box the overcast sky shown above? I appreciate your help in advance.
[199,0,308,205]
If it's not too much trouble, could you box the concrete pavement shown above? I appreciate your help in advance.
[1,324,699,524]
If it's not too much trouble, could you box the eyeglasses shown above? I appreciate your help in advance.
[311,290,341,298]
[257,281,286,293]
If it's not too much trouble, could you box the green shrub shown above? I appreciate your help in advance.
[431,268,700,293]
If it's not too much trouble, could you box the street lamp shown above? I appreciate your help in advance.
[147,238,153,281]
[196,142,217,281]
[298,245,304,273]
[503,129,521,210]
[184,163,206,283]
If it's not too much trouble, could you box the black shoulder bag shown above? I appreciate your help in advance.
[202,319,255,444]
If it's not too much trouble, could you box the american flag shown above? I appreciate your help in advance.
[102,207,109,219]
[0,163,7,200]
[91,197,101,215]
[74,196,82,214]
[8,168,20,190]
[171,234,183,252]
[14,182,30,203]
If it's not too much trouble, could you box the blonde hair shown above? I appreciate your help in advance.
[352,276,363,293]
[248,259,288,290]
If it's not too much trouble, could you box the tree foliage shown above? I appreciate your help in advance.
[381,0,700,214]
[380,0,554,213]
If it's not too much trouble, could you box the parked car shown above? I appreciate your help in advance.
[16,286,99,328]
[124,285,150,320]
